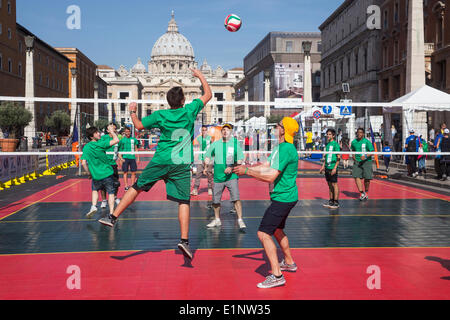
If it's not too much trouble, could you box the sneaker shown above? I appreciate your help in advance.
[206,203,213,209]
[191,189,198,196]
[442,175,448,181]
[115,198,121,205]
[100,201,107,209]
[257,274,286,289]
[177,241,193,260]
[124,186,130,191]
[280,259,298,272]
[329,201,340,209]
[238,219,246,229]
[208,188,213,196]
[207,218,222,228]
[359,193,368,201]
[323,200,334,208]
[98,214,117,228]
[86,205,97,219]
[230,207,237,214]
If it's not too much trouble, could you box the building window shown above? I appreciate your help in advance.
[394,40,399,65]
[383,10,389,29]
[8,58,12,73]
[7,1,11,14]
[394,1,399,23]
[286,41,293,53]
[355,51,359,75]
[18,62,22,77]
[0,23,2,35]
[7,28,12,39]
[317,41,322,52]
[364,47,368,71]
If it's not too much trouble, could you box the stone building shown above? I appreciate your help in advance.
[319,0,382,128]
[99,13,244,126]
[235,32,322,121]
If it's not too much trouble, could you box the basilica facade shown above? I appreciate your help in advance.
[98,13,244,126]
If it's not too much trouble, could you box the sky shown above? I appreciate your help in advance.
[16,0,342,71]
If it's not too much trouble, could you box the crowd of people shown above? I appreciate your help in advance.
[78,68,449,290]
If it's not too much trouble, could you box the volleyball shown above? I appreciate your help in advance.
[224,14,242,32]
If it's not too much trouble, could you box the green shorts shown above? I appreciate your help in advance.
[352,160,373,180]
[133,162,191,204]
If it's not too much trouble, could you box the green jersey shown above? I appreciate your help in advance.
[268,142,299,203]
[81,139,114,181]
[205,138,244,183]
[196,135,212,161]
[101,134,119,166]
[141,99,204,164]
[351,138,374,162]
[119,136,139,159]
[325,140,340,170]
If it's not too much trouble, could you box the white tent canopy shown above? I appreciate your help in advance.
[385,85,450,112]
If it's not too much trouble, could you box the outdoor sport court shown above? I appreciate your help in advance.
[0,160,449,300]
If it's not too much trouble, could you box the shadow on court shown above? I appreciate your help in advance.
[232,249,288,277]
[424,256,450,280]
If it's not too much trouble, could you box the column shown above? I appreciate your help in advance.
[93,81,99,123]
[264,71,271,118]
[244,85,249,120]
[23,36,35,148]
[70,68,78,134]
[404,0,426,142]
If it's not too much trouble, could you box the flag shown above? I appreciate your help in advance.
[369,122,379,169]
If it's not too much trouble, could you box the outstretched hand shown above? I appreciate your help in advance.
[233,165,247,176]
[129,102,137,113]
[190,68,203,78]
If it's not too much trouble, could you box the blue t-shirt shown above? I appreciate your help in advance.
[405,135,420,152]
[382,146,391,158]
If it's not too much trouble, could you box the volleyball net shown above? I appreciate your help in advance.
[0,96,449,187]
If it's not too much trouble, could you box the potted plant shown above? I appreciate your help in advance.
[0,102,32,152]
[44,110,71,146]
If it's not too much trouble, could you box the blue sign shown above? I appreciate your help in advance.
[322,106,332,114]
[340,106,352,116]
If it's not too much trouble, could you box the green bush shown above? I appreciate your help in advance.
[44,110,71,136]
[0,102,33,139]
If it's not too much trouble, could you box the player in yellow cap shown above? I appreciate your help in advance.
[233,117,299,289]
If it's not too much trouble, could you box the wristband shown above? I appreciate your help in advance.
[245,167,249,175]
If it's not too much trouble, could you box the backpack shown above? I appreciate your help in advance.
[407,136,417,152]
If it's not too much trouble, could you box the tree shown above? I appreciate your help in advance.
[44,110,71,137]
[0,102,32,139]
[94,118,110,132]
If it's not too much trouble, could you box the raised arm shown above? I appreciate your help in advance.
[129,102,145,130]
[191,68,212,106]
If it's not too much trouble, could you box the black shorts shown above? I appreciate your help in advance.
[122,158,137,172]
[258,200,298,236]
[91,175,116,195]
[325,168,338,183]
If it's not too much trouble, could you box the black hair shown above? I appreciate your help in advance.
[357,128,365,133]
[86,127,99,140]
[326,128,336,136]
[384,141,389,146]
[167,87,185,109]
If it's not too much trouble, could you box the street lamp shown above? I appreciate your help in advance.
[302,41,312,54]
[70,67,77,77]
[24,36,35,51]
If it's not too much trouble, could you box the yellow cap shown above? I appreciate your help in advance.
[281,117,299,144]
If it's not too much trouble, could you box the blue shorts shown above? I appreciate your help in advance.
[122,158,137,172]
[91,175,116,195]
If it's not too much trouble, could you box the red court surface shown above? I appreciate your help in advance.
[1,248,449,300]
[1,160,449,300]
